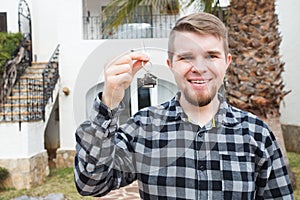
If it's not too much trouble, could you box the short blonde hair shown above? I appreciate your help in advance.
[168,12,229,61]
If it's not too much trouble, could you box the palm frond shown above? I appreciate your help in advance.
[101,0,180,33]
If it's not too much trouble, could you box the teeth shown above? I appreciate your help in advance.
[191,80,206,84]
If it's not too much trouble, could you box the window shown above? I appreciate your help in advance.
[86,79,178,125]
[138,87,151,110]
[0,13,7,32]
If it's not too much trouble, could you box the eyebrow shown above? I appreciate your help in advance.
[174,52,194,58]
[206,50,222,55]
[175,50,222,58]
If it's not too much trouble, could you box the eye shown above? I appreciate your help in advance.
[178,55,193,61]
[206,54,219,59]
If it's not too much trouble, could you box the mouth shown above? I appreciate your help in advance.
[188,79,210,85]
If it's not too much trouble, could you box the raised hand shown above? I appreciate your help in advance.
[102,51,150,109]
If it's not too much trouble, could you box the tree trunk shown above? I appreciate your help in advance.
[226,0,296,188]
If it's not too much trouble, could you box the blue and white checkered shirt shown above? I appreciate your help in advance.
[74,92,294,199]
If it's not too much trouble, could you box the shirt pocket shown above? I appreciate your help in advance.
[220,153,256,199]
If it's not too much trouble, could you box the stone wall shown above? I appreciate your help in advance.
[0,151,49,190]
[55,149,75,168]
[282,124,300,153]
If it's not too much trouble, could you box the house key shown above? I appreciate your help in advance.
[139,42,157,88]
[139,61,157,88]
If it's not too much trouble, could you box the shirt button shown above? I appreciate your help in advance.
[198,132,203,137]
[199,165,205,171]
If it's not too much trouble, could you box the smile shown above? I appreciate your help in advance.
[190,80,207,84]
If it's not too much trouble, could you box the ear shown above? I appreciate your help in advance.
[226,53,232,70]
[167,58,172,69]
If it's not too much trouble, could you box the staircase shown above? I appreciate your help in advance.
[0,62,56,122]
[0,45,60,123]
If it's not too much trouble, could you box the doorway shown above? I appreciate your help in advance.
[44,96,60,168]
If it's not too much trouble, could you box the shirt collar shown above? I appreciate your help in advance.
[169,91,239,127]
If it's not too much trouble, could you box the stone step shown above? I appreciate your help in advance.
[0,107,42,114]
[6,95,43,100]
[30,62,48,67]
[0,111,42,117]
[4,95,44,105]
[24,65,57,72]
[1,102,40,108]
[17,81,44,86]
[20,75,54,80]
[24,68,56,74]
[19,76,44,80]
[12,82,44,91]
[0,113,42,121]
[12,88,43,93]
[9,92,43,98]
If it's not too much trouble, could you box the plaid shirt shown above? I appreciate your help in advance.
[74,92,294,199]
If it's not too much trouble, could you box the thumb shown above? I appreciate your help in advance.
[132,60,149,75]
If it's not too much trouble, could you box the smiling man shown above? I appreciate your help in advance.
[167,27,231,126]
[74,13,294,199]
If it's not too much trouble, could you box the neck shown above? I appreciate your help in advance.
[180,94,220,126]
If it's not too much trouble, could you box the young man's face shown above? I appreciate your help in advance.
[167,31,231,107]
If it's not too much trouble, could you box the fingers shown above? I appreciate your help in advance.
[105,51,150,78]
[129,51,150,63]
[110,51,149,67]
[129,51,150,75]
[102,51,150,108]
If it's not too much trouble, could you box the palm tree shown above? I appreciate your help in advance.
[225,0,295,187]
[101,0,179,34]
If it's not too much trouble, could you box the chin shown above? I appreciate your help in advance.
[184,89,217,107]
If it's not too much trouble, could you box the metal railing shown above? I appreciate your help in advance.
[0,44,60,125]
[0,38,32,104]
[83,14,179,40]
[42,44,60,121]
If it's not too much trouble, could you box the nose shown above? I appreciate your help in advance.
[191,56,208,73]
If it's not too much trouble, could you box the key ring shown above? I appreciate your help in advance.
[139,61,157,88]
[141,60,152,73]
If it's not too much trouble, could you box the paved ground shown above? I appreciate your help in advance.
[98,181,140,200]
[13,181,140,200]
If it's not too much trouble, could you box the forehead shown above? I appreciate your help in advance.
[172,31,224,53]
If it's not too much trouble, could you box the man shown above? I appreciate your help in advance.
[74,13,294,199]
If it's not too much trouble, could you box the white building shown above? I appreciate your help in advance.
[0,0,299,189]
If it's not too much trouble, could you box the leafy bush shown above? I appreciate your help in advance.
[0,32,23,78]
[0,166,9,190]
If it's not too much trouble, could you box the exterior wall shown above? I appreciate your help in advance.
[29,0,59,62]
[277,0,300,151]
[56,149,75,168]
[0,151,48,189]
[0,122,45,158]
[277,0,300,127]
[0,0,19,32]
[57,0,100,161]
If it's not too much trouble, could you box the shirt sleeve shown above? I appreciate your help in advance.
[255,129,294,199]
[74,93,136,197]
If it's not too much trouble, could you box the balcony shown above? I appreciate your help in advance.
[82,14,179,40]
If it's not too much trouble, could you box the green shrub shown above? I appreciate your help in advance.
[0,166,9,189]
[0,32,23,78]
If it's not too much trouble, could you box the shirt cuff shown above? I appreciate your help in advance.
[92,92,124,130]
